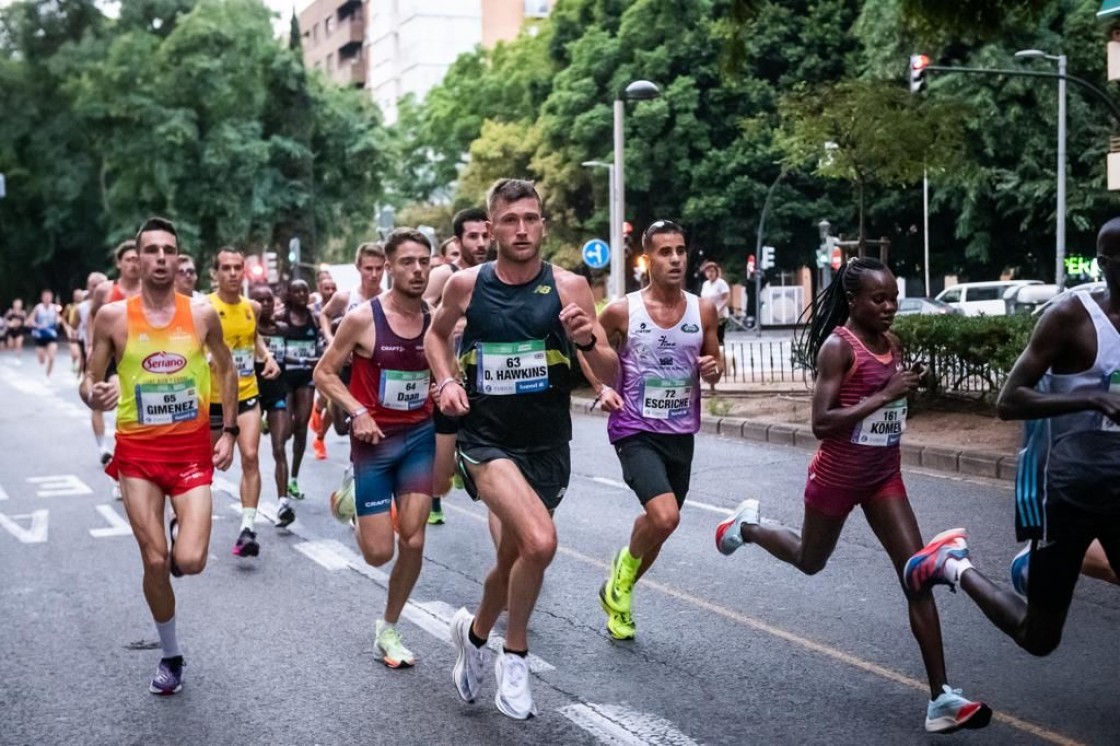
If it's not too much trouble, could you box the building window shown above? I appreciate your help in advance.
[524,0,550,18]
[325,15,333,36]
[313,23,319,43]
[327,53,334,71]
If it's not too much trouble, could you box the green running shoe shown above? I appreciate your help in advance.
[375,620,415,669]
[288,479,305,501]
[599,582,636,640]
[451,473,465,490]
[427,508,445,525]
[601,547,639,614]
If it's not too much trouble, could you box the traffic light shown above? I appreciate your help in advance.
[288,237,301,264]
[909,54,930,94]
[264,251,279,283]
[760,245,776,271]
[746,254,756,277]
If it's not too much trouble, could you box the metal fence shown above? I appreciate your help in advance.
[720,339,1006,397]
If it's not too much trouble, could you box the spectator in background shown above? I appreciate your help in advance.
[175,254,205,299]
[700,261,731,346]
[437,236,461,269]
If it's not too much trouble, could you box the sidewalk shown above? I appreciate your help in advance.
[570,395,1020,483]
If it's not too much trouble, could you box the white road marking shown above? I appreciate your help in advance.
[684,500,730,516]
[559,703,700,746]
[27,474,92,497]
[89,503,133,538]
[0,484,8,501]
[590,477,628,491]
[295,539,353,570]
[0,510,49,543]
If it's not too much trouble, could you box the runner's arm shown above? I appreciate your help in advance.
[810,335,918,439]
[424,271,471,415]
[422,264,453,307]
[79,304,121,411]
[313,308,385,443]
[557,272,618,389]
[318,291,345,344]
[697,298,723,384]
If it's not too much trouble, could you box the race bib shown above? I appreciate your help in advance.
[136,380,199,425]
[851,398,907,446]
[285,339,318,366]
[1102,372,1120,432]
[477,340,549,395]
[264,335,286,358]
[642,376,693,420]
[232,346,254,378]
[379,369,430,411]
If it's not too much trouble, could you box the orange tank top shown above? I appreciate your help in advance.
[114,294,211,463]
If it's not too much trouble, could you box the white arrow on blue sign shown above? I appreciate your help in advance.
[582,238,610,270]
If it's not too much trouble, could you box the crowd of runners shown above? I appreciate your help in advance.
[10,177,1112,735]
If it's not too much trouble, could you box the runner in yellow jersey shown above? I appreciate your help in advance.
[81,216,238,696]
[208,247,281,558]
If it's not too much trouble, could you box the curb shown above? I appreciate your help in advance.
[570,396,1018,483]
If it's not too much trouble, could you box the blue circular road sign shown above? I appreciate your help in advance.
[582,238,610,270]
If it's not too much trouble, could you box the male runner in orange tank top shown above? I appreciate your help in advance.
[82,217,238,696]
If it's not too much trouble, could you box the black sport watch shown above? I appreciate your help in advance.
[222,425,241,437]
[574,334,597,352]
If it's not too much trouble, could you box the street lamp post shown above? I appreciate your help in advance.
[581,160,616,276]
[1016,48,1068,290]
[612,80,661,300]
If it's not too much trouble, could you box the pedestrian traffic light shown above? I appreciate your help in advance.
[288,237,301,265]
[746,254,756,277]
[909,54,930,94]
[760,245,776,271]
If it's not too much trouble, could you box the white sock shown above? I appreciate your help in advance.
[278,496,291,509]
[944,557,973,586]
[156,617,181,659]
[94,434,104,450]
[240,508,257,531]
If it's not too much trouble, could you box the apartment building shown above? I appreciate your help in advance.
[299,0,368,88]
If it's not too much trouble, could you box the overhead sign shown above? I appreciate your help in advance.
[1099,0,1120,19]
[582,238,610,270]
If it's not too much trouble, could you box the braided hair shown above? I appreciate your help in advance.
[797,257,890,374]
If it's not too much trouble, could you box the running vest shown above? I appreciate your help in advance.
[809,326,903,488]
[608,290,703,442]
[1047,292,1120,438]
[109,282,128,302]
[278,308,322,371]
[115,295,211,462]
[32,304,59,340]
[458,262,573,450]
[208,293,259,402]
[348,297,433,435]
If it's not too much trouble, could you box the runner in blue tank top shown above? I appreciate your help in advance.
[591,220,723,641]
[425,179,618,720]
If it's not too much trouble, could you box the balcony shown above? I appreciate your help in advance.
[338,12,363,56]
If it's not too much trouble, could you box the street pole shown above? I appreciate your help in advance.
[755,169,786,337]
[923,167,931,297]
[1057,54,1067,290]
[612,99,626,300]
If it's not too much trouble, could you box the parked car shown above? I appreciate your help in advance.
[1031,281,1107,316]
[896,297,964,316]
[1005,283,1059,315]
[935,280,1042,316]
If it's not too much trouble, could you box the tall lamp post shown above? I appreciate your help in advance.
[612,80,661,300]
[1016,48,1067,290]
[581,160,616,275]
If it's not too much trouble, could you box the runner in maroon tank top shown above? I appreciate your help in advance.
[714,257,991,735]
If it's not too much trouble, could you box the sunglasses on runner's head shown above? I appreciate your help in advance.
[643,220,684,241]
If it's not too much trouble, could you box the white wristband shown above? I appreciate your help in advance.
[350,406,369,419]
[435,377,460,398]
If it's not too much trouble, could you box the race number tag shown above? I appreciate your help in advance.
[136,380,199,425]
[477,340,549,395]
[232,346,254,378]
[1102,372,1120,432]
[285,339,317,366]
[851,398,907,446]
[642,376,693,420]
[264,335,286,359]
[379,369,430,411]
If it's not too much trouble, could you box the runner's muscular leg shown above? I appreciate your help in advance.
[120,477,174,622]
[432,433,457,497]
[268,408,290,496]
[630,492,680,581]
[742,505,845,575]
[467,458,556,651]
[863,496,947,698]
[168,485,213,575]
[289,386,313,478]
[235,405,262,509]
[355,511,397,567]
[384,492,432,624]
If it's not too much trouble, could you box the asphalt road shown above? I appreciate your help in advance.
[1,349,1116,746]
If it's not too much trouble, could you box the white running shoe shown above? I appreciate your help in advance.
[112,482,122,501]
[494,651,537,720]
[450,608,487,703]
[715,499,760,555]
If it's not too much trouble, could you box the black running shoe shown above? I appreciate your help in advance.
[149,655,185,695]
[100,451,112,467]
[169,518,182,578]
[275,504,295,528]
[232,528,259,557]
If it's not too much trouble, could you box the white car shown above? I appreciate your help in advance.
[935,280,1042,316]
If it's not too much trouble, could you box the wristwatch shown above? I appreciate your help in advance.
[574,334,597,352]
[223,425,241,437]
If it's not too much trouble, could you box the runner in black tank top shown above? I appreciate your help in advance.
[424,181,618,720]
[278,279,322,502]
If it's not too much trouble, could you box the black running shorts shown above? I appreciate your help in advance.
[1028,500,1120,613]
[455,441,569,513]
[614,431,695,506]
[209,398,260,430]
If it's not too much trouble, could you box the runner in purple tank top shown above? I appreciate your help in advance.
[592,220,723,641]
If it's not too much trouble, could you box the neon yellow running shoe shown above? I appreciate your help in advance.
[329,467,355,524]
[599,582,636,640]
[601,547,639,614]
[375,620,415,668]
